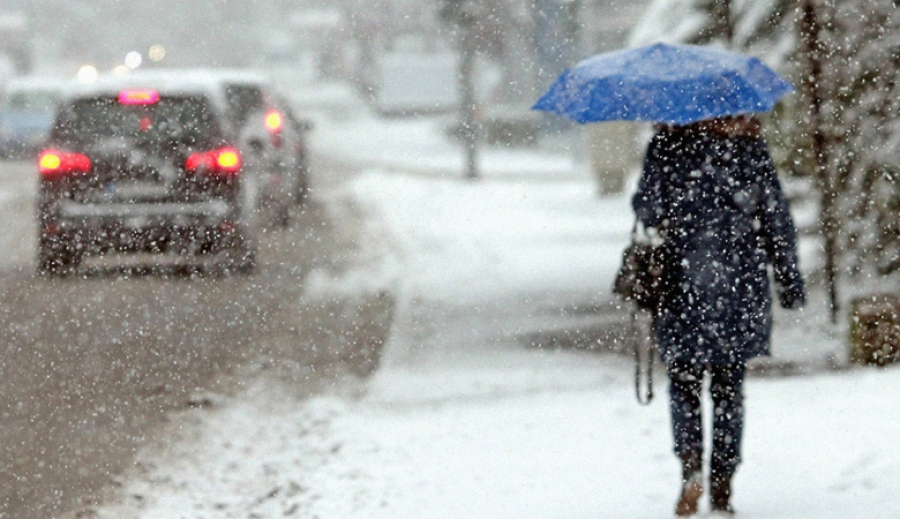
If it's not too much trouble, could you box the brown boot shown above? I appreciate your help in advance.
[710,473,735,515]
[675,452,703,516]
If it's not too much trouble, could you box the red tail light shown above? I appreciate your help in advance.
[185,147,242,177]
[264,109,284,134]
[264,109,284,148]
[38,149,92,178]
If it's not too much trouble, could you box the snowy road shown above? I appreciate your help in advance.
[0,157,396,518]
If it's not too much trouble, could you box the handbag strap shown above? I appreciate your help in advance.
[632,307,654,405]
[630,217,641,241]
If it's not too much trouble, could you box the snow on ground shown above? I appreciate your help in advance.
[87,85,900,519]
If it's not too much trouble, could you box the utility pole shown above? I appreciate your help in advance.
[440,0,480,180]
[460,27,478,180]
[800,0,839,323]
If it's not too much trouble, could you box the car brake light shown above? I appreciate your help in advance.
[38,149,91,178]
[215,149,240,171]
[185,147,242,177]
[118,89,160,105]
[264,109,283,133]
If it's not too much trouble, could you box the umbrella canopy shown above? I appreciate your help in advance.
[532,42,795,125]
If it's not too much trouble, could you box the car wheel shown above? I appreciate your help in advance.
[272,202,291,228]
[232,247,256,274]
[215,234,256,275]
[37,238,81,277]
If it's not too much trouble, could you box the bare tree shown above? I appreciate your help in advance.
[798,0,840,321]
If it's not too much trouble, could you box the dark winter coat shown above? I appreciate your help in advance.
[632,125,805,366]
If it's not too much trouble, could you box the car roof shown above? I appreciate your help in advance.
[63,73,230,111]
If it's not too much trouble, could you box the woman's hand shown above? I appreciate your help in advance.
[778,283,806,310]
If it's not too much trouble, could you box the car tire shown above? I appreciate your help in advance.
[215,234,256,275]
[232,247,256,274]
[37,238,81,277]
[272,203,291,228]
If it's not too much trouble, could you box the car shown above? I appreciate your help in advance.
[36,75,264,275]
[138,68,308,224]
[191,69,309,217]
[213,71,311,220]
[0,76,67,159]
[273,93,314,206]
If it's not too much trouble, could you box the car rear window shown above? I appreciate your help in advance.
[53,95,222,149]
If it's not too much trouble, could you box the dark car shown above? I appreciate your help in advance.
[37,76,263,275]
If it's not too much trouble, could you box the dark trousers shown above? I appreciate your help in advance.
[667,361,746,478]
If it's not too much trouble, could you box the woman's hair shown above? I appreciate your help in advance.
[683,115,762,139]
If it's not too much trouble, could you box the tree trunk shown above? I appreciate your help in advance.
[800,0,840,323]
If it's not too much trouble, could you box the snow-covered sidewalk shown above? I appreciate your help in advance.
[85,97,900,519]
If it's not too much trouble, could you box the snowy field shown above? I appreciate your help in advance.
[86,87,900,519]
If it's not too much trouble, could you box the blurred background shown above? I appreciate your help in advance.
[2,0,899,332]
[0,0,645,113]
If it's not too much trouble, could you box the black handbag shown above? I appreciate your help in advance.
[614,219,664,405]
[613,221,666,312]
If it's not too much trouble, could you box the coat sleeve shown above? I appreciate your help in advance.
[753,139,806,309]
[632,132,668,228]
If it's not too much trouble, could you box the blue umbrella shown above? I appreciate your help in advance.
[532,42,794,125]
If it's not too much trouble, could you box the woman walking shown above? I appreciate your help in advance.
[632,116,806,516]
